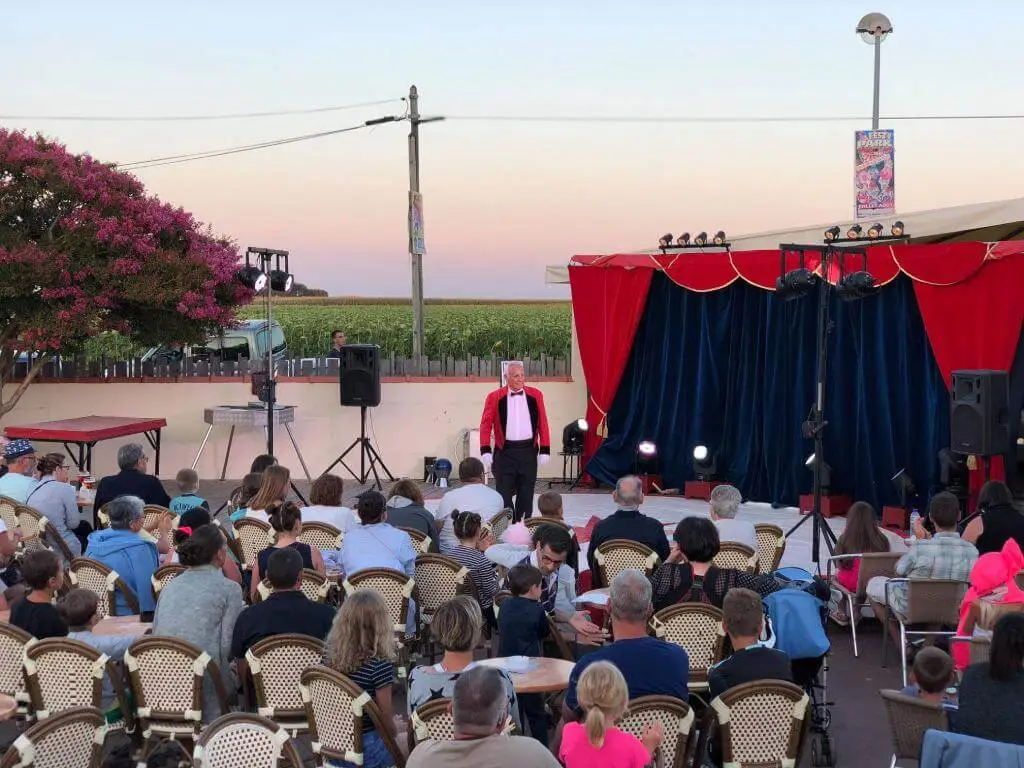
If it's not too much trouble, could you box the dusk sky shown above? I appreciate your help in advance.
[5,1,1024,298]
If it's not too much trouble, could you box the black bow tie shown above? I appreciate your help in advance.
[510,390,524,397]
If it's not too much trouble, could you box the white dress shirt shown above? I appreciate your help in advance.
[505,389,533,441]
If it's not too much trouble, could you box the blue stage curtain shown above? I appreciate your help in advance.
[588,272,950,509]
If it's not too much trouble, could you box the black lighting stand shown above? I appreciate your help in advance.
[549,451,586,490]
[322,406,394,490]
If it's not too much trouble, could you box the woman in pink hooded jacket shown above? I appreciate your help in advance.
[955,538,1024,669]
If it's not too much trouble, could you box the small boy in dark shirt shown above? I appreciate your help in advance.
[499,563,550,747]
[10,550,68,640]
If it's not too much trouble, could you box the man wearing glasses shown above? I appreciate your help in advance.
[0,440,38,503]
[93,443,171,512]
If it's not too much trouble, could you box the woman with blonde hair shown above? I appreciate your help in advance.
[324,590,401,768]
[246,465,291,522]
[559,661,662,768]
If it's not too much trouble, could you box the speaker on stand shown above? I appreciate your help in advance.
[323,344,394,489]
[950,369,1010,482]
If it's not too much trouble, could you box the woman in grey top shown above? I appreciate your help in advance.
[26,453,87,558]
[153,524,244,721]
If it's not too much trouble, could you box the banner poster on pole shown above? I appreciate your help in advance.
[409,191,425,255]
[854,129,895,220]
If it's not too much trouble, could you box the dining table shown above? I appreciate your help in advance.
[477,656,575,694]
[0,610,151,638]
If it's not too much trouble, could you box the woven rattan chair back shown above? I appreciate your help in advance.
[0,623,34,718]
[16,506,49,556]
[296,522,342,551]
[0,496,19,535]
[246,634,325,724]
[411,699,454,743]
[414,555,470,615]
[707,680,809,767]
[69,557,139,617]
[753,524,785,574]
[650,604,726,692]
[23,638,108,719]
[193,712,304,768]
[856,552,902,595]
[594,539,660,585]
[142,505,169,532]
[905,579,969,625]
[254,570,331,605]
[486,509,513,541]
[880,688,949,761]
[618,696,695,768]
[397,527,431,554]
[712,542,758,573]
[343,568,414,636]
[233,519,273,570]
[524,517,572,534]
[0,706,105,768]
[151,564,186,600]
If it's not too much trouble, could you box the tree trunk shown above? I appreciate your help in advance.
[0,354,51,422]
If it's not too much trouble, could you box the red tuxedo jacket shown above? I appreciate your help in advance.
[479,385,551,455]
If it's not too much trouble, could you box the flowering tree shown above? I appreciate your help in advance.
[0,129,251,419]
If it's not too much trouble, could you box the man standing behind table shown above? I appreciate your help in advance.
[479,362,551,522]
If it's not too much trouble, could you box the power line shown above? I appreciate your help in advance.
[0,98,403,123]
[444,113,1024,124]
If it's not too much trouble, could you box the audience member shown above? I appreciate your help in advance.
[169,468,208,515]
[559,661,663,768]
[246,465,291,523]
[341,490,417,579]
[231,547,335,659]
[60,588,132,719]
[450,511,499,614]
[563,569,688,722]
[229,472,263,523]
[10,549,67,639]
[708,587,792,699]
[954,539,1024,669]
[0,440,37,502]
[867,492,978,643]
[953,612,1024,744]
[499,564,551,746]
[385,479,439,551]
[85,495,163,615]
[93,443,170,511]
[407,595,522,732]
[249,501,325,600]
[323,590,402,768]
[164,507,243,584]
[650,517,782,611]
[830,501,894,624]
[588,476,670,585]
[901,646,956,711]
[709,484,757,551]
[962,481,1024,555]
[249,454,277,474]
[537,490,579,570]
[485,522,534,569]
[435,458,504,551]
[406,666,558,768]
[302,473,357,531]
[27,452,91,557]
[153,524,244,721]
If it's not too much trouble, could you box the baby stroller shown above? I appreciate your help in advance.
[764,567,836,768]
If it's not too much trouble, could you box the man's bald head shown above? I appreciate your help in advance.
[614,475,644,510]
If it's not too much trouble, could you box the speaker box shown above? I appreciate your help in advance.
[950,369,1009,456]
[339,344,381,407]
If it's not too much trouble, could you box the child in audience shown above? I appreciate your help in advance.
[60,588,132,721]
[10,550,68,639]
[144,739,193,767]
[485,521,534,570]
[830,501,892,625]
[169,469,208,515]
[323,589,403,768]
[559,661,663,768]
[537,491,564,520]
[901,646,957,710]
[499,564,551,746]
[229,472,263,523]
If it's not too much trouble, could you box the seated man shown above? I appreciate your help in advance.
[587,476,670,585]
[434,458,504,552]
[709,484,757,552]
[0,440,37,502]
[84,495,161,616]
[94,443,171,512]
[407,665,559,768]
[708,587,792,699]
[231,547,336,660]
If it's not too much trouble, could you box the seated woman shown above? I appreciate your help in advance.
[954,612,1024,745]
[449,511,499,615]
[163,507,243,586]
[302,473,357,531]
[962,480,1024,555]
[954,538,1024,670]
[26,452,92,558]
[649,517,781,611]
[249,501,325,600]
[829,501,895,625]
[385,479,439,550]
[245,465,291,523]
[340,491,417,579]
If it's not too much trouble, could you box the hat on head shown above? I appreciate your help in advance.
[3,439,34,461]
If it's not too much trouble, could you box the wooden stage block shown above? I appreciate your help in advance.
[684,480,724,501]
[882,505,910,531]
[798,494,852,519]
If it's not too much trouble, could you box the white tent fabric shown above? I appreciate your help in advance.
[545,195,1024,284]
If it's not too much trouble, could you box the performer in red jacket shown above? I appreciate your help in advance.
[479,362,551,521]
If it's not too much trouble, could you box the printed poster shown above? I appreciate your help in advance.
[854,129,895,220]
[409,191,425,255]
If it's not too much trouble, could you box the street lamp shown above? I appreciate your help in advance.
[856,12,893,130]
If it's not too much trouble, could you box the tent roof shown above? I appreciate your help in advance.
[545,195,1024,284]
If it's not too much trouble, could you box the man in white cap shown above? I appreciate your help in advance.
[0,440,37,503]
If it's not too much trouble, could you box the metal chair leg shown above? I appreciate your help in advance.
[847,593,858,658]
[881,605,891,668]
[899,622,909,688]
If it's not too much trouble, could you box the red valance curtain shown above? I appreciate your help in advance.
[568,266,653,462]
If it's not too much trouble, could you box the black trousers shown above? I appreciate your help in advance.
[495,440,538,522]
[519,693,549,747]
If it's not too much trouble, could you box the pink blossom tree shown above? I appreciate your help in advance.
[0,129,252,419]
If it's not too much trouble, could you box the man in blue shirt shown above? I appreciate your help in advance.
[0,440,37,503]
[560,568,689,721]
[85,495,161,615]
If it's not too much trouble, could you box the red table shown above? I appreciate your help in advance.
[3,416,167,474]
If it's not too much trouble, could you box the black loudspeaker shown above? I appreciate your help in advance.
[339,344,381,407]
[950,369,1010,456]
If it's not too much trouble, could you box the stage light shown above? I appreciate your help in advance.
[659,233,673,248]
[836,270,878,301]
[562,419,589,455]
[938,448,969,492]
[775,268,817,301]
[693,445,708,461]
[636,440,658,476]
[824,226,841,242]
[692,445,718,481]
[891,468,917,507]
[269,269,294,293]
[847,224,862,239]
[638,441,657,457]
[891,221,905,237]
[433,457,453,488]
[805,453,833,495]
[694,232,708,247]
[676,233,691,246]
[867,223,884,239]
[239,265,267,293]
[713,230,727,246]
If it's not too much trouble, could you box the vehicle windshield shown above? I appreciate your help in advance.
[255,323,286,357]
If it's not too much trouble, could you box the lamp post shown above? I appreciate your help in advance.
[857,13,893,130]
